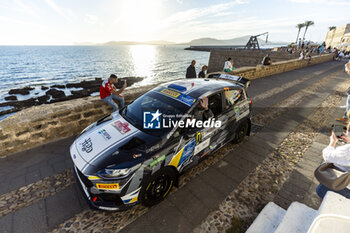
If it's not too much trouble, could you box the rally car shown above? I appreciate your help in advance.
[70,73,252,211]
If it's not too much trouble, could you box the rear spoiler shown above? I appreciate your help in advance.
[206,72,250,89]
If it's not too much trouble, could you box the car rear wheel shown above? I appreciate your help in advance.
[233,120,249,143]
[140,167,176,207]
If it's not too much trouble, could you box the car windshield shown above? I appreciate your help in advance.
[120,91,192,137]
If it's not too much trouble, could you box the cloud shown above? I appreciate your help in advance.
[13,0,38,18]
[162,0,248,25]
[84,14,98,25]
[176,0,183,4]
[43,0,72,22]
[289,0,350,6]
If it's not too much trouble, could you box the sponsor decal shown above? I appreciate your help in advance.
[177,94,195,106]
[235,103,250,121]
[196,132,202,143]
[143,110,162,129]
[194,138,210,155]
[149,155,166,168]
[234,106,240,117]
[179,138,196,166]
[98,129,111,141]
[81,138,93,153]
[96,183,120,190]
[160,88,195,106]
[112,120,131,134]
[161,89,181,98]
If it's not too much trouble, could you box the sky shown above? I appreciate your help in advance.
[0,0,349,45]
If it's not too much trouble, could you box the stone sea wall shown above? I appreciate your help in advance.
[207,49,300,72]
[0,84,158,157]
[0,53,333,157]
[228,53,334,79]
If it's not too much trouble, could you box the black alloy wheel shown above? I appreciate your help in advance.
[140,167,176,206]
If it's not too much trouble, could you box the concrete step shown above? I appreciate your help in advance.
[274,202,317,233]
[246,202,286,233]
[308,191,350,233]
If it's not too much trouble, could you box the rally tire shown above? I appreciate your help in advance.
[139,167,176,207]
[233,120,249,143]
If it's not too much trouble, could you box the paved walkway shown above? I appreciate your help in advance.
[0,61,347,233]
[273,97,347,210]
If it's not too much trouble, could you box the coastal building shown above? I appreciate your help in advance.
[325,23,350,51]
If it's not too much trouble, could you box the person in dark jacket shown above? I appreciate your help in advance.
[186,60,196,78]
[198,65,207,78]
[262,54,272,65]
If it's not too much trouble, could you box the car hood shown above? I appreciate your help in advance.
[71,113,141,173]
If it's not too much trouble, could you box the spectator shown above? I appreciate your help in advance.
[224,58,235,72]
[346,60,350,75]
[198,65,207,78]
[186,60,196,79]
[339,51,345,61]
[262,54,272,65]
[318,44,324,54]
[306,41,310,50]
[298,39,301,50]
[305,51,312,64]
[316,124,350,199]
[100,74,126,112]
[337,61,350,123]
[299,51,304,60]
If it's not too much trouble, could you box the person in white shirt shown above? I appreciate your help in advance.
[299,51,304,60]
[223,58,235,72]
[316,123,350,198]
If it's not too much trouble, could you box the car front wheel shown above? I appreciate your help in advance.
[140,167,176,207]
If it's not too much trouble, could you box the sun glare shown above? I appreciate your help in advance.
[130,45,156,80]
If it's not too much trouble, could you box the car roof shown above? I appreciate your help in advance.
[154,78,243,99]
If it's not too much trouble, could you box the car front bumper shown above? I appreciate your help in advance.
[73,166,136,211]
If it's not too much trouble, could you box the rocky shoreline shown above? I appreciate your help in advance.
[0,77,143,119]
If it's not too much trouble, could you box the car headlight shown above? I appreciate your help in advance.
[98,164,141,179]
[104,168,131,178]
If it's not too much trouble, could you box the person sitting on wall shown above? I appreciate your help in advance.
[223,58,235,73]
[299,51,304,60]
[186,60,197,78]
[262,54,272,65]
[198,65,208,78]
[305,51,312,64]
[100,74,127,112]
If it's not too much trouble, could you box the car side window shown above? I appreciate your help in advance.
[208,92,223,117]
[225,89,242,110]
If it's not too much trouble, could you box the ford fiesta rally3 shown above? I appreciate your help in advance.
[70,73,252,211]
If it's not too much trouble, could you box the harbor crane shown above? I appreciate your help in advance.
[244,32,268,49]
